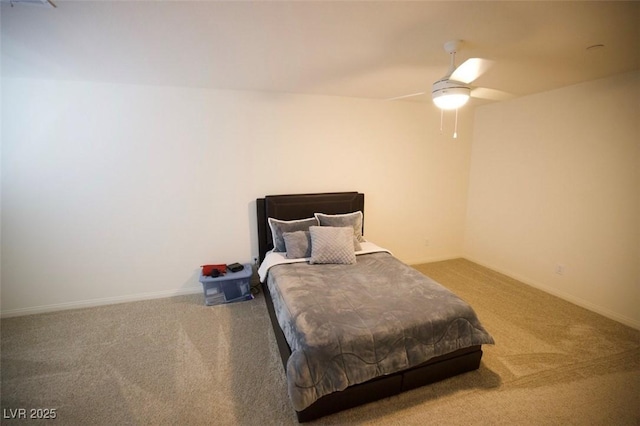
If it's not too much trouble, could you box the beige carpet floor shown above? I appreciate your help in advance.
[1,258,639,425]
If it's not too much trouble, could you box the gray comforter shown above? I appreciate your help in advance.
[266,252,494,411]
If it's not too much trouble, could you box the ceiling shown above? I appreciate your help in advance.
[1,1,639,104]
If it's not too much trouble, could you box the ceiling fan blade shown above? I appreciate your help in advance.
[450,58,494,84]
[470,87,515,101]
[385,92,426,101]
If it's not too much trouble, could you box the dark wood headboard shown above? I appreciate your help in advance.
[256,192,365,263]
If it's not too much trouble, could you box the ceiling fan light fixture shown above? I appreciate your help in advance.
[433,92,469,110]
[432,84,470,110]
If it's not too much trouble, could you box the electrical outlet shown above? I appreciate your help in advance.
[253,256,259,265]
[555,264,565,275]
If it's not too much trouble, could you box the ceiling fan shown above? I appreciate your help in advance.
[389,40,512,109]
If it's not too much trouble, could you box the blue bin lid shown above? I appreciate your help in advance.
[199,263,252,283]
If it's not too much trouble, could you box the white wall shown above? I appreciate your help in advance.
[464,71,640,328]
[1,77,473,315]
[4,73,638,330]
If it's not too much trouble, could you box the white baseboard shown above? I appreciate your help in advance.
[406,254,462,265]
[0,286,203,318]
[464,256,640,331]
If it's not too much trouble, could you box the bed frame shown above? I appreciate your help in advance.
[256,192,483,422]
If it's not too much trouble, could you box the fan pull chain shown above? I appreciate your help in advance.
[440,108,444,134]
[453,108,459,139]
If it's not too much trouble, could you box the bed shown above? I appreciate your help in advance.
[256,192,494,422]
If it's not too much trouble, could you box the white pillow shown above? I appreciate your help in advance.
[309,226,356,265]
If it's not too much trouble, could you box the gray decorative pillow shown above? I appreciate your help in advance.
[268,217,319,252]
[282,231,312,259]
[315,211,365,243]
[352,236,362,251]
[309,226,356,265]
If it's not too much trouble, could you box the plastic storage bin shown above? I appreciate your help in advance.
[199,263,253,306]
